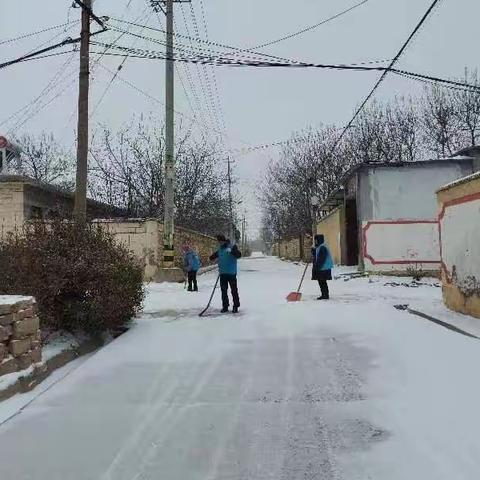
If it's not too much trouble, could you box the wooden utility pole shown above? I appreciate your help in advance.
[74,0,92,221]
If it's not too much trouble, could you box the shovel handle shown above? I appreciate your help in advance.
[296,262,310,293]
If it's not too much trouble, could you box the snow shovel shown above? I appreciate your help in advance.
[199,275,220,317]
[286,262,310,302]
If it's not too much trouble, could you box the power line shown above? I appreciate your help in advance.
[90,9,153,117]
[227,0,369,54]
[1,52,77,130]
[0,21,79,46]
[97,63,254,147]
[0,29,106,71]
[89,41,480,95]
[331,0,444,152]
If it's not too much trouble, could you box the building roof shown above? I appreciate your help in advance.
[451,145,480,159]
[437,169,480,193]
[318,156,475,213]
[0,174,126,215]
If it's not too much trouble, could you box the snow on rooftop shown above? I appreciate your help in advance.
[437,169,480,192]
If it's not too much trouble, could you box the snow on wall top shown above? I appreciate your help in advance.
[0,295,34,306]
[437,170,480,193]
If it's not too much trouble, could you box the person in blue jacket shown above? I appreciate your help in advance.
[311,234,334,300]
[209,234,242,313]
[183,244,201,292]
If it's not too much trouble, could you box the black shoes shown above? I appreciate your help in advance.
[317,296,329,300]
[221,307,229,313]
[232,306,239,314]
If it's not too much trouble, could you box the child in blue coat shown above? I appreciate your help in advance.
[183,244,201,292]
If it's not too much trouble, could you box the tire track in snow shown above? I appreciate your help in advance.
[127,348,230,480]
[204,338,261,480]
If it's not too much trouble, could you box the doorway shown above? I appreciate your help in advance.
[345,199,359,266]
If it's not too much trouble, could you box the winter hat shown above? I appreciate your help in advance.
[315,234,325,245]
[216,234,227,242]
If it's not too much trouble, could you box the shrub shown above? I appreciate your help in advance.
[0,220,145,335]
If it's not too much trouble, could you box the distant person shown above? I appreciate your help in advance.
[210,234,242,313]
[183,244,201,292]
[311,234,334,300]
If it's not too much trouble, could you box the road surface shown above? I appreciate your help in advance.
[1,256,480,479]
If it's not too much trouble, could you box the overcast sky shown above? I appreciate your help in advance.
[2,0,479,236]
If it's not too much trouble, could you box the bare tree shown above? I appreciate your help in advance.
[452,69,480,147]
[421,85,463,157]
[89,117,230,235]
[10,132,75,188]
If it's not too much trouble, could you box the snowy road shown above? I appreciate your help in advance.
[1,256,480,479]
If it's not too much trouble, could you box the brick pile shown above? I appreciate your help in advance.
[0,296,42,377]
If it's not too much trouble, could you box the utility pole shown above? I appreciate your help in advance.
[227,156,234,241]
[163,0,176,268]
[150,0,191,272]
[74,0,92,222]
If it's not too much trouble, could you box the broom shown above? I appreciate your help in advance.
[286,262,310,302]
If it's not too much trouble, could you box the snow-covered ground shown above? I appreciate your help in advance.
[0,256,479,479]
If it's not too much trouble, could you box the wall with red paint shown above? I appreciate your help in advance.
[438,172,480,318]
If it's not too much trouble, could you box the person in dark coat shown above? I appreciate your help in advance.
[209,234,242,313]
[311,234,334,300]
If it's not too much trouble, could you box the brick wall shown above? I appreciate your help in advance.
[0,296,42,377]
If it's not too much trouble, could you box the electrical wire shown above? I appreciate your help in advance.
[227,0,369,55]
[331,0,445,152]
[1,51,76,129]
[0,21,79,46]
[90,9,153,117]
[88,41,480,94]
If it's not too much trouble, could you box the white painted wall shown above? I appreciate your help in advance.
[359,163,472,221]
[440,198,480,292]
[363,221,441,273]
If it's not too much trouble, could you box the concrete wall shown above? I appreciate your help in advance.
[357,161,473,274]
[437,172,480,318]
[358,162,473,222]
[0,177,124,239]
[362,221,441,273]
[0,181,24,238]
[99,220,160,282]
[316,207,345,265]
[96,219,218,282]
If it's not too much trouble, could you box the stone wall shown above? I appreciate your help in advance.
[274,235,312,262]
[0,296,42,377]
[172,226,218,270]
[96,219,218,281]
[437,171,480,318]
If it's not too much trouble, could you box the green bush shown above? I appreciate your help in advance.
[0,220,145,335]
